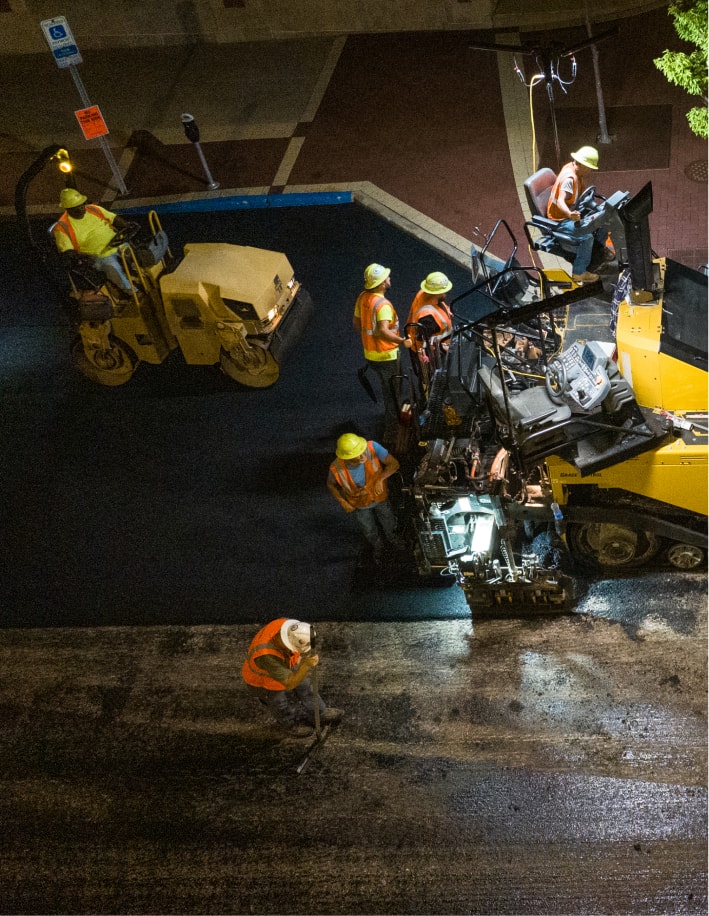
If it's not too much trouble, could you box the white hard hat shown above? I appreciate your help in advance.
[280,618,312,653]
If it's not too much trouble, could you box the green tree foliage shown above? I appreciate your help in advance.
[654,0,708,138]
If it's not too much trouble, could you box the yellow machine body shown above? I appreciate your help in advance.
[547,431,707,516]
[159,243,301,365]
[547,257,708,516]
[615,300,707,413]
[69,214,313,388]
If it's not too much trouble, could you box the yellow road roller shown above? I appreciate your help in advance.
[67,211,314,387]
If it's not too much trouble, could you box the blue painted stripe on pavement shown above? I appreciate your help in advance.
[122,190,353,216]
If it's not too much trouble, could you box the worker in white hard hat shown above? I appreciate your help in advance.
[327,432,403,566]
[242,617,343,738]
[546,145,610,285]
[353,263,413,447]
[51,187,134,296]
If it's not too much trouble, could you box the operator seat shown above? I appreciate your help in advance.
[478,362,572,431]
[523,168,583,260]
[478,361,573,464]
[524,168,557,220]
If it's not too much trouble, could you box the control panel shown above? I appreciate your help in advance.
[547,340,612,411]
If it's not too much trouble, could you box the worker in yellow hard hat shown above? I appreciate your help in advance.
[407,271,454,352]
[353,264,413,447]
[327,432,403,566]
[51,187,134,296]
[546,145,610,285]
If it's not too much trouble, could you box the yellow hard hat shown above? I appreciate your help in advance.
[571,146,599,170]
[336,433,367,460]
[59,187,87,209]
[363,263,391,290]
[421,271,452,296]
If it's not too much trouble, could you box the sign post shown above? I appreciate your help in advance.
[40,16,128,197]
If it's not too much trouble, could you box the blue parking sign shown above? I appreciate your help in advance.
[41,16,83,68]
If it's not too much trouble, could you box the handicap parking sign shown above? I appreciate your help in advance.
[41,16,83,68]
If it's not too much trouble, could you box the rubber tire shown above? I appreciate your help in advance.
[71,334,137,387]
[567,521,660,570]
[220,346,280,388]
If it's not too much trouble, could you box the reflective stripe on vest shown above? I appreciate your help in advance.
[547,164,584,221]
[407,292,453,352]
[52,205,114,251]
[241,617,300,691]
[357,291,399,358]
[329,441,387,508]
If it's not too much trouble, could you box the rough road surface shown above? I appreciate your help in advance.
[1,595,706,914]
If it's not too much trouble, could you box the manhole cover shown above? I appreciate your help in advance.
[684,159,708,183]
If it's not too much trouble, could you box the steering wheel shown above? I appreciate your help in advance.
[545,357,568,404]
[109,221,141,247]
[576,185,598,215]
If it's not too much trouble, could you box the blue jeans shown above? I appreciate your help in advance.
[554,219,595,275]
[94,251,131,292]
[247,680,326,728]
[353,500,399,551]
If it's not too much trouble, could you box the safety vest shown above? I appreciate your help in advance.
[407,291,453,352]
[241,617,301,691]
[356,291,400,362]
[52,205,115,253]
[547,163,585,221]
[329,441,387,509]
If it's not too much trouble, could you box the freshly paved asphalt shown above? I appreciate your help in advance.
[2,201,477,628]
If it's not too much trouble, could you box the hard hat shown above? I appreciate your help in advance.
[336,433,367,460]
[571,146,599,170]
[280,619,312,653]
[421,271,453,296]
[59,187,87,209]
[363,263,391,290]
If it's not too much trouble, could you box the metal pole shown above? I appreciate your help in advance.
[68,65,128,196]
[584,0,612,145]
[193,142,220,191]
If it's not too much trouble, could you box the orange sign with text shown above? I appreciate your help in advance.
[75,105,109,140]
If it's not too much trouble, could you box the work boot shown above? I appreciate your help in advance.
[285,724,314,738]
[320,707,344,725]
[572,270,599,284]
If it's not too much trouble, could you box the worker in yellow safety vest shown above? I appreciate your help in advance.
[52,187,133,295]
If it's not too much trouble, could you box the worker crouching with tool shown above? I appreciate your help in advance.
[242,618,343,738]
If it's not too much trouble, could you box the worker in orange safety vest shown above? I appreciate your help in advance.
[242,617,343,738]
[353,263,413,447]
[406,271,454,351]
[546,145,610,285]
[327,432,403,566]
